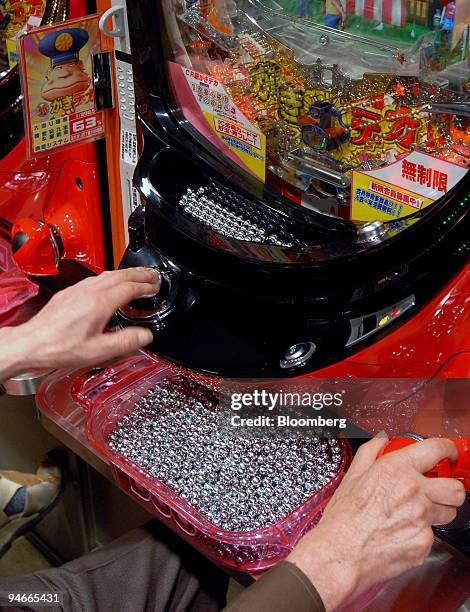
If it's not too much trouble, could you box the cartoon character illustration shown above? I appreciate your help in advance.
[324,0,346,29]
[0,0,11,30]
[35,101,49,116]
[38,27,90,102]
[300,101,348,152]
[441,0,456,32]
[298,0,312,18]
[2,0,44,29]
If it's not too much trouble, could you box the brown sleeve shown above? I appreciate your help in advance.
[223,560,326,612]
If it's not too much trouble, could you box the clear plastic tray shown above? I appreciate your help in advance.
[73,356,351,573]
[36,355,154,456]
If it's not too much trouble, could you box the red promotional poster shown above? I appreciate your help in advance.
[18,15,104,157]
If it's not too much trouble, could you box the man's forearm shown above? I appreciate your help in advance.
[0,326,31,383]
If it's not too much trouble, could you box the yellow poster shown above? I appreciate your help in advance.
[351,173,433,222]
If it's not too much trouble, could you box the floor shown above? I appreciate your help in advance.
[0,537,52,577]
[0,392,59,579]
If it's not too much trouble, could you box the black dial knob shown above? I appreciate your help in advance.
[117,267,180,331]
[128,270,169,311]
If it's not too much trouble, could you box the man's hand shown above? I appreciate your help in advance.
[0,268,160,380]
[288,436,466,611]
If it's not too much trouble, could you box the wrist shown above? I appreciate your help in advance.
[288,525,359,611]
[0,326,32,382]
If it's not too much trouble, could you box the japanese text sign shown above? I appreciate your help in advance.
[180,66,266,183]
[351,151,466,222]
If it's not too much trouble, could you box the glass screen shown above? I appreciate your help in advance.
[163,0,470,227]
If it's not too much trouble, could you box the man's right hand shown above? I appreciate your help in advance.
[288,436,466,611]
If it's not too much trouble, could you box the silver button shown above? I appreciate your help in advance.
[280,342,316,369]
[357,220,387,244]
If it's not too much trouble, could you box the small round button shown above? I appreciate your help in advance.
[357,220,387,244]
[280,342,316,369]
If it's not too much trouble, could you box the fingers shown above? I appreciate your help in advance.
[345,433,389,479]
[96,267,161,288]
[430,504,459,527]
[87,327,153,363]
[399,488,459,528]
[106,281,161,310]
[422,475,466,507]
[399,438,458,474]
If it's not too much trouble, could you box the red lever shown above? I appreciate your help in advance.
[11,219,60,276]
[377,436,470,492]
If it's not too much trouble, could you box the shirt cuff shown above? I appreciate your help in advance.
[223,560,326,612]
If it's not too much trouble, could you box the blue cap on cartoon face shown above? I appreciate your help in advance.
[38,27,89,66]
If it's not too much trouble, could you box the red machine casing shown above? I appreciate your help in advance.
[4,140,105,274]
[308,266,470,379]
[0,0,106,275]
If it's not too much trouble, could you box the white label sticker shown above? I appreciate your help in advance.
[120,128,138,165]
[131,184,140,211]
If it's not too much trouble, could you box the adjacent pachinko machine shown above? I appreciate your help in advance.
[112,0,469,379]
[0,0,106,276]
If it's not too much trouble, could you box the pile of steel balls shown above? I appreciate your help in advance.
[177,183,307,248]
[108,377,344,532]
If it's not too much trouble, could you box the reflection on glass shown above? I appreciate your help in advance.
[165,0,470,226]
[170,1,470,229]
[1,1,48,74]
